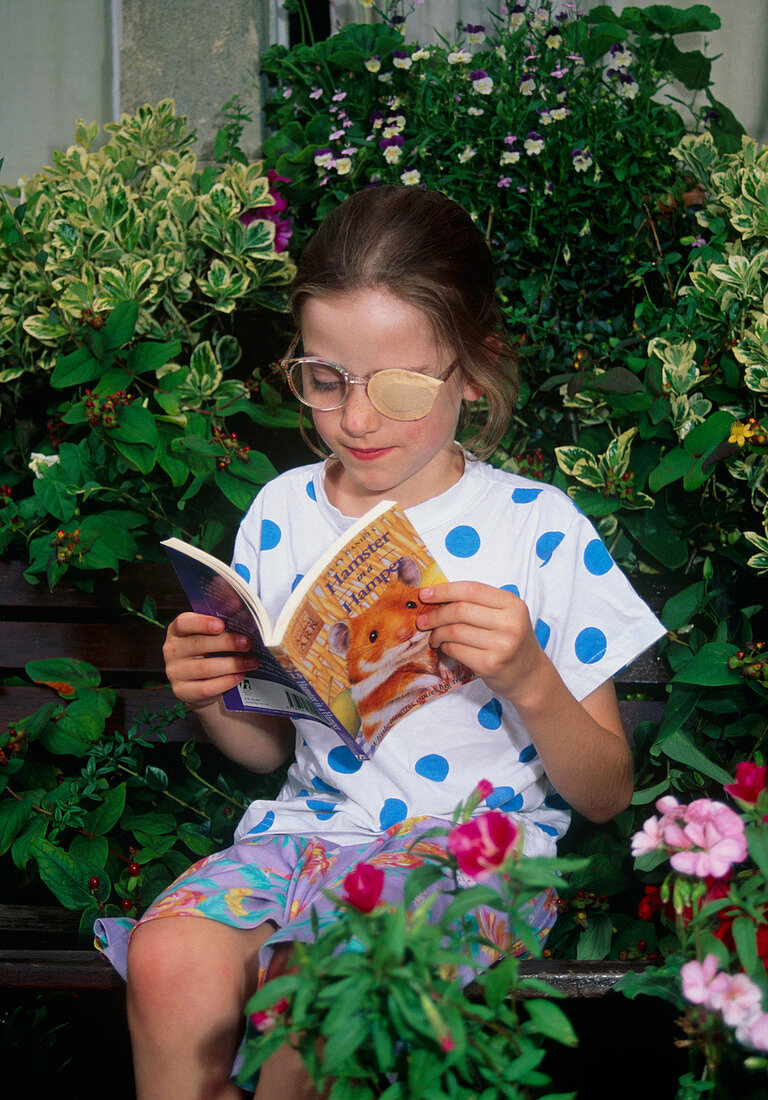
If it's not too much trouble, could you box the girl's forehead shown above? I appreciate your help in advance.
[299,290,447,358]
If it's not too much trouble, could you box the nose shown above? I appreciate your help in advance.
[339,380,381,435]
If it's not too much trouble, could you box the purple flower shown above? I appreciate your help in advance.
[379,135,404,149]
[239,169,293,253]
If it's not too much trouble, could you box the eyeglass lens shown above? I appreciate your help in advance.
[289,360,442,421]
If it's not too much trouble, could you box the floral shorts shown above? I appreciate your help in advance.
[94,814,557,992]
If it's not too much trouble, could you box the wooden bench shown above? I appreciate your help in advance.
[0,560,674,994]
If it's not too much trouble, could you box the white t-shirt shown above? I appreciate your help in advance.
[230,457,665,855]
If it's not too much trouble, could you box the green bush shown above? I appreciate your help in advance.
[0,99,300,585]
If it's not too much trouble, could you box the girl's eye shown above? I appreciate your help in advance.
[368,630,378,643]
[406,601,418,610]
[309,372,342,394]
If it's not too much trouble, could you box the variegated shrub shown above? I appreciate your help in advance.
[0,100,298,582]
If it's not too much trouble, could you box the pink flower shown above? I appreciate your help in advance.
[342,862,385,913]
[738,1011,768,1051]
[476,779,494,802]
[711,973,763,1027]
[724,762,767,807]
[668,800,747,879]
[250,996,289,1033]
[440,1033,456,1052]
[630,814,664,857]
[681,954,721,1005]
[447,811,520,881]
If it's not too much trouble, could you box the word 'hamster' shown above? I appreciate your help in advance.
[328,557,457,742]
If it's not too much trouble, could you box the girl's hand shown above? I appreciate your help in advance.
[417,582,546,703]
[163,612,257,711]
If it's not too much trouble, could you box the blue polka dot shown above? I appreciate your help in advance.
[306,481,317,501]
[379,798,408,830]
[291,573,304,592]
[584,538,613,576]
[260,519,281,551]
[575,626,607,664]
[234,562,250,583]
[535,822,560,837]
[545,791,571,811]
[298,789,309,796]
[311,776,341,795]
[518,744,538,764]
[501,583,520,596]
[306,799,336,814]
[487,787,524,812]
[249,810,274,834]
[478,698,503,729]
[534,619,550,650]
[327,745,362,774]
[512,487,542,504]
[414,754,449,782]
[445,525,481,558]
[536,530,564,567]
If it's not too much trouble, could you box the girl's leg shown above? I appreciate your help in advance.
[127,914,275,1100]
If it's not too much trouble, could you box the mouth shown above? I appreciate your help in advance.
[343,445,393,461]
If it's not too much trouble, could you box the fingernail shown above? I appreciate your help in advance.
[420,587,433,599]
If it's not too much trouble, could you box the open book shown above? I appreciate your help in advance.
[162,501,474,759]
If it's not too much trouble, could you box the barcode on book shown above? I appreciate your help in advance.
[286,690,318,716]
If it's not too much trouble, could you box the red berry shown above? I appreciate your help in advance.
[89,876,100,891]
[120,898,133,912]
[128,862,141,876]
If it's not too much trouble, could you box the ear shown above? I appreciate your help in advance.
[328,621,351,656]
[461,376,484,402]
[396,556,422,586]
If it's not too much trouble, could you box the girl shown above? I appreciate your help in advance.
[96,186,665,1099]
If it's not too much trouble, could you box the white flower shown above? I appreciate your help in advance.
[610,46,635,67]
[382,125,402,139]
[550,107,569,121]
[412,48,431,61]
[572,148,594,173]
[509,13,525,30]
[448,49,472,65]
[359,0,373,7]
[309,86,323,99]
[495,45,507,61]
[364,57,381,73]
[468,107,484,116]
[29,452,60,478]
[387,114,406,131]
[334,157,352,175]
[578,218,591,237]
[524,133,544,156]
[378,72,393,84]
[471,73,494,95]
[458,145,477,163]
[383,145,402,164]
[400,168,421,186]
[393,54,412,70]
[546,34,562,49]
[519,77,536,96]
[500,150,520,165]
[620,78,638,100]
[314,149,334,169]
[540,109,553,125]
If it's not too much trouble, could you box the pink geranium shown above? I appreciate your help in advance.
[724,761,767,807]
[447,810,520,881]
[631,796,747,880]
[680,954,721,1004]
[342,862,385,913]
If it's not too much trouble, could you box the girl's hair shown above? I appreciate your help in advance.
[289,186,518,459]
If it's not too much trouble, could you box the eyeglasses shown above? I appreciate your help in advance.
[280,334,459,422]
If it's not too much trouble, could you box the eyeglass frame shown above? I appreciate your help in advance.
[279,333,460,420]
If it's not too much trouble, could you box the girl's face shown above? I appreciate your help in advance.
[301,289,482,516]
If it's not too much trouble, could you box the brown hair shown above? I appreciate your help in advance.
[289,186,518,459]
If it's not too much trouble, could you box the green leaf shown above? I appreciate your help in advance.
[103,300,138,348]
[648,448,693,491]
[25,657,101,697]
[0,799,33,856]
[126,339,182,374]
[672,643,741,687]
[683,410,733,457]
[654,729,733,785]
[51,346,102,389]
[747,823,768,879]
[31,838,94,909]
[662,582,707,631]
[524,999,578,1046]
[575,912,612,960]
[80,783,127,836]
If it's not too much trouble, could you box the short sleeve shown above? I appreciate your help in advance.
[534,511,666,701]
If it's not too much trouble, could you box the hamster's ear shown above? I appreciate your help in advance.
[397,557,422,586]
[329,621,351,656]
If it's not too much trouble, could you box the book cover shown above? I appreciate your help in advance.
[163,503,474,759]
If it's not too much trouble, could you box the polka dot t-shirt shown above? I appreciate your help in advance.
[230,458,665,856]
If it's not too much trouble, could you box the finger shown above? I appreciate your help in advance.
[170,654,258,682]
[428,622,502,655]
[165,626,252,659]
[419,581,518,609]
[417,600,509,633]
[169,612,227,637]
[179,672,252,709]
